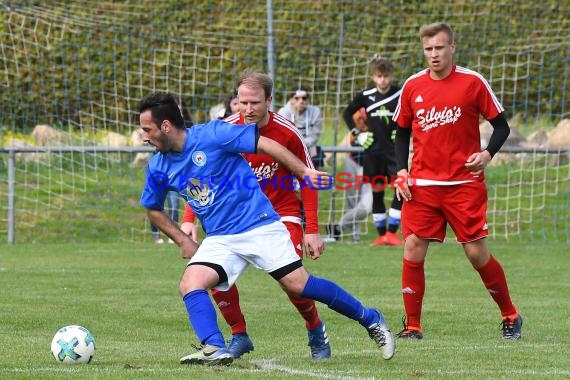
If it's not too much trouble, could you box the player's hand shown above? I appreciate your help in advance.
[303,233,325,260]
[395,169,412,201]
[465,150,492,176]
[302,168,332,189]
[179,237,199,259]
[180,222,198,242]
[356,131,374,149]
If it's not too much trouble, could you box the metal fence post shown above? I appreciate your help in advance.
[7,148,15,244]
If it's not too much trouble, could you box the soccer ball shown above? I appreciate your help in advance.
[50,325,95,364]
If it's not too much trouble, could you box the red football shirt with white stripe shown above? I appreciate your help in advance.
[180,111,319,235]
[393,65,504,183]
[225,111,318,233]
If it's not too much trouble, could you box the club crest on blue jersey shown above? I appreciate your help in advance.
[186,177,214,206]
[191,151,207,166]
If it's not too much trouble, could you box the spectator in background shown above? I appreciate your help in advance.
[209,90,240,120]
[343,57,403,247]
[223,89,239,118]
[278,86,324,167]
[209,103,226,121]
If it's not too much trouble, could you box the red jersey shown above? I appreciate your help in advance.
[393,65,503,183]
[182,111,319,234]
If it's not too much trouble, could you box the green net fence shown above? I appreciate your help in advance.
[0,0,568,243]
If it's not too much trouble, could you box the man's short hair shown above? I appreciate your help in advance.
[369,57,394,75]
[419,22,454,44]
[138,92,186,129]
[236,70,273,99]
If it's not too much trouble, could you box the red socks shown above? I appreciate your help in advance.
[212,284,322,334]
[211,285,247,335]
[401,255,517,332]
[402,258,425,331]
[475,255,518,318]
[287,294,321,331]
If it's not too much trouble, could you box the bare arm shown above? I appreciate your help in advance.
[146,208,198,259]
[257,136,331,188]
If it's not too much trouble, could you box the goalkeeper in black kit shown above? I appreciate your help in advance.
[342,57,404,247]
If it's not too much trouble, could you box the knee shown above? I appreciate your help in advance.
[282,283,303,297]
[178,265,221,296]
[279,268,309,296]
[179,280,209,297]
[280,278,305,296]
[179,280,192,297]
[404,235,428,261]
[463,242,491,268]
[178,271,203,296]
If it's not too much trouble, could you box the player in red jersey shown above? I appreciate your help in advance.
[181,71,332,359]
[392,22,522,340]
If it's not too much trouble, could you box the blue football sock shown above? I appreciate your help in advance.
[374,219,387,229]
[301,274,378,327]
[373,216,387,236]
[388,216,400,228]
[388,216,401,233]
[182,289,226,347]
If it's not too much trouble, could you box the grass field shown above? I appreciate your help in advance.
[1,240,569,379]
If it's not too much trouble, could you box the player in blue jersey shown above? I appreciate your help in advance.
[139,92,395,366]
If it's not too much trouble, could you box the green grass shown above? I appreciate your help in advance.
[1,241,569,379]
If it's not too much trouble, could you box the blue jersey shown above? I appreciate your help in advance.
[140,120,280,235]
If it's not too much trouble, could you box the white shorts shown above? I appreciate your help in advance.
[188,221,301,291]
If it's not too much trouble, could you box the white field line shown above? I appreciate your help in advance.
[250,358,375,379]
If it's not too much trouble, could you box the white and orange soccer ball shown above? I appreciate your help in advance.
[50,325,95,364]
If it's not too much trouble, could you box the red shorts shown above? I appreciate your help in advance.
[401,182,489,243]
[283,221,304,258]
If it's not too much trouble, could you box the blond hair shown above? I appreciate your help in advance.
[419,22,454,44]
[236,70,273,99]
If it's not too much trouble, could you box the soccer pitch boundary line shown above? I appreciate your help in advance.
[399,342,565,350]
[250,358,372,379]
[250,358,570,378]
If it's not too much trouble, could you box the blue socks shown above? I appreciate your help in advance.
[183,276,382,347]
[388,216,400,227]
[182,289,226,347]
[300,274,378,327]
[374,219,387,230]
